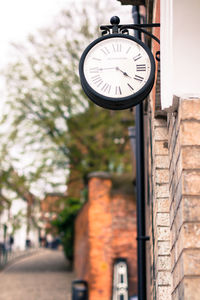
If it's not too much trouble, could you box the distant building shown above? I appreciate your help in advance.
[40,193,65,234]
[0,196,39,251]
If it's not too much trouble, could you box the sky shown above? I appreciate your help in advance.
[0,0,132,63]
[0,0,132,93]
[0,0,68,65]
[0,0,132,195]
[0,0,71,105]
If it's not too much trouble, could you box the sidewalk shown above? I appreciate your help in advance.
[0,247,40,270]
[0,249,75,300]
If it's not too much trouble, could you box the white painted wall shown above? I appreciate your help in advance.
[13,222,27,250]
[161,0,200,109]
[4,199,39,250]
[10,199,27,250]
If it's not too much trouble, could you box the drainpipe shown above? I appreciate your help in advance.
[132,6,148,300]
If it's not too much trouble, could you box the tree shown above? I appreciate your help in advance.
[51,197,82,262]
[1,2,133,197]
[0,2,133,260]
[0,165,38,237]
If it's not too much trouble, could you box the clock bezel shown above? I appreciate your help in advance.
[79,33,155,110]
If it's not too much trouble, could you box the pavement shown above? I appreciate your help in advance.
[0,248,41,269]
[0,249,75,300]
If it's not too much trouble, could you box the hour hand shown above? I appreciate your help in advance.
[99,67,116,71]
[116,67,131,78]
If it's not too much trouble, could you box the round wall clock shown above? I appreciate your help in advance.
[79,33,155,110]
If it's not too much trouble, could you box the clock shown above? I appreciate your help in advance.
[79,33,155,110]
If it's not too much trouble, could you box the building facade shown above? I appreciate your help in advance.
[118,0,200,299]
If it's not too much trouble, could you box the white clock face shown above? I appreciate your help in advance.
[83,36,152,98]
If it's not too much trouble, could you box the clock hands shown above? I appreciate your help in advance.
[116,67,131,78]
[99,67,116,71]
[99,66,132,78]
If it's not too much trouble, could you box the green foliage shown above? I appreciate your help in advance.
[51,197,82,261]
[0,3,133,195]
[0,2,133,259]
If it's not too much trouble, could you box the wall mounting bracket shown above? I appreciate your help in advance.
[100,16,160,61]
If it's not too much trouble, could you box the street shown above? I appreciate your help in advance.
[0,249,75,300]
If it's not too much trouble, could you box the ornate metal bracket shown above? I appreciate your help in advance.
[100,16,160,61]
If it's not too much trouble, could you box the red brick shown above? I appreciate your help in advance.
[74,174,137,299]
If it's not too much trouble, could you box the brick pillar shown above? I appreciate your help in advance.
[111,192,137,295]
[168,98,200,300]
[88,172,112,300]
[152,117,171,300]
[145,111,171,300]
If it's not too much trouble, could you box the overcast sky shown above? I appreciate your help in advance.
[0,0,131,64]
[0,0,68,64]
[0,0,132,95]
[0,0,132,195]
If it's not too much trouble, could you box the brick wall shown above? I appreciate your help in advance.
[151,0,160,112]
[145,105,171,300]
[111,192,137,294]
[74,172,137,299]
[168,98,200,300]
[146,97,200,300]
[88,174,113,300]
[153,117,171,300]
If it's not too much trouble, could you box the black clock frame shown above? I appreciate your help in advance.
[79,33,155,110]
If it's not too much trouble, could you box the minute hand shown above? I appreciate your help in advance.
[116,67,131,78]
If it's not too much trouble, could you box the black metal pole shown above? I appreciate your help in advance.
[132,6,147,300]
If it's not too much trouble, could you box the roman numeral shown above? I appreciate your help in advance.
[100,47,110,55]
[89,67,99,73]
[115,86,122,95]
[133,53,142,61]
[92,57,101,61]
[126,46,131,54]
[127,83,134,91]
[101,83,111,94]
[136,64,146,72]
[134,75,144,82]
[112,43,122,52]
[97,80,103,87]
[92,75,102,85]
